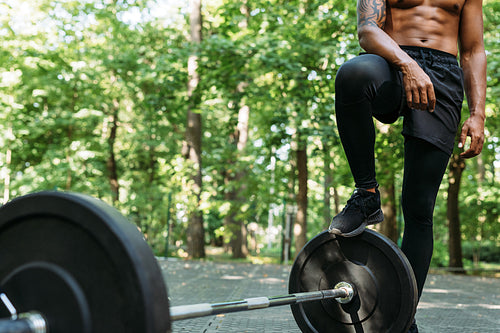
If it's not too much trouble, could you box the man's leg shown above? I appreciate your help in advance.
[401,137,449,298]
[401,137,450,333]
[330,54,403,236]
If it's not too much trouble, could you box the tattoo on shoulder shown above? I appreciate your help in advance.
[358,0,386,29]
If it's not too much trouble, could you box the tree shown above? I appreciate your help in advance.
[182,0,205,258]
[0,0,498,260]
[447,153,466,273]
[374,123,404,243]
[294,133,308,253]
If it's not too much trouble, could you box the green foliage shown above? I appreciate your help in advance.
[0,0,498,262]
[462,240,500,263]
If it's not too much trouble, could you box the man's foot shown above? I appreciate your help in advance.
[328,188,384,237]
[407,319,419,333]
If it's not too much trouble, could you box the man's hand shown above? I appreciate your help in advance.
[458,116,485,158]
[401,60,436,112]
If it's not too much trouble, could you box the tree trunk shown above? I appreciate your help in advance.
[3,127,12,204]
[65,85,79,190]
[223,175,249,259]
[183,0,205,258]
[285,157,296,260]
[223,2,250,258]
[373,122,399,242]
[224,102,250,258]
[66,126,73,190]
[107,99,120,204]
[323,147,333,224]
[447,153,466,273]
[223,186,238,255]
[234,105,250,258]
[294,138,308,255]
[378,176,398,243]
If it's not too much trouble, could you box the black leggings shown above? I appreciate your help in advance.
[335,54,450,298]
[401,137,449,298]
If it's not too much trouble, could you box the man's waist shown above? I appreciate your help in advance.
[400,45,459,66]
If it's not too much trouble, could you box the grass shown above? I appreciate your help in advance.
[429,262,500,278]
[166,246,500,277]
[165,246,290,265]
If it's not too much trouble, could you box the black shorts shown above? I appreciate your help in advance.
[397,46,464,155]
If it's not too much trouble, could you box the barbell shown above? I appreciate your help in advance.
[0,192,418,332]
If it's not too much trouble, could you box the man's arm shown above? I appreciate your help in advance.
[357,0,436,111]
[458,0,487,158]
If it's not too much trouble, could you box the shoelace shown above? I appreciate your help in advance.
[341,190,365,213]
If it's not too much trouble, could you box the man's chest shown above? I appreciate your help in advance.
[386,0,465,14]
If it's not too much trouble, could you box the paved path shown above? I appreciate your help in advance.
[159,259,500,333]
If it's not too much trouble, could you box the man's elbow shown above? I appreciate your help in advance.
[357,26,376,50]
[459,44,486,68]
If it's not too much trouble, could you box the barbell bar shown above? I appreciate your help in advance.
[0,282,354,332]
[0,192,418,333]
[0,293,45,333]
[169,281,354,321]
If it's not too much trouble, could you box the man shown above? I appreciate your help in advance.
[328,0,486,331]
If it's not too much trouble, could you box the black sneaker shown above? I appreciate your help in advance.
[328,188,384,237]
[408,319,419,333]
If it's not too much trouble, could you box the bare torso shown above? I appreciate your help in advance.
[384,0,465,56]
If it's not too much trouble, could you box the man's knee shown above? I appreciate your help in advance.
[402,195,435,227]
[335,54,394,104]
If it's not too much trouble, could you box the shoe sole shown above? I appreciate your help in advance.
[329,209,384,237]
[367,209,384,225]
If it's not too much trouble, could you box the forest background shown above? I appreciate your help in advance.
[1,0,499,272]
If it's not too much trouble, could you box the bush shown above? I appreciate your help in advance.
[462,241,500,263]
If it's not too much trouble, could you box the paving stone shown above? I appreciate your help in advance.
[159,259,499,332]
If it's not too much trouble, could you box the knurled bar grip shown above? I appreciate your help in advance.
[170,282,354,321]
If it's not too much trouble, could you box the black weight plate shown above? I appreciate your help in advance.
[289,229,417,333]
[0,192,171,333]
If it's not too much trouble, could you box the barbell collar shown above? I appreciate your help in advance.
[333,281,356,304]
[0,312,46,333]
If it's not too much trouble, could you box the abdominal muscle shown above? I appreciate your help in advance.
[384,0,463,56]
